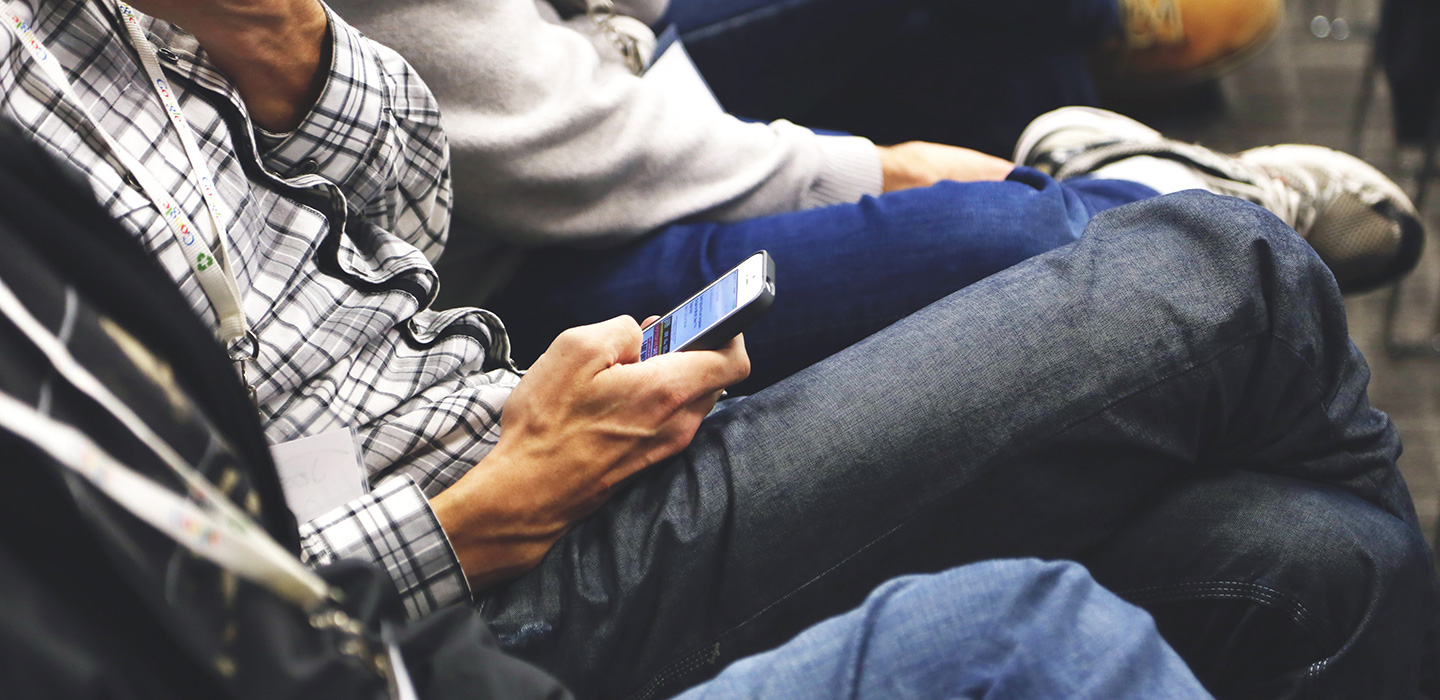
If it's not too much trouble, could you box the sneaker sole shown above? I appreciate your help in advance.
[1013,107,1166,170]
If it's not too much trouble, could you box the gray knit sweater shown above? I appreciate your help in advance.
[330,0,882,299]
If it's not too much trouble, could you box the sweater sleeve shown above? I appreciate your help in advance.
[328,0,882,246]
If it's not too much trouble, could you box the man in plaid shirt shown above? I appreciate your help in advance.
[3,1,1435,698]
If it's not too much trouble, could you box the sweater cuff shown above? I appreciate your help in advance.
[803,135,884,209]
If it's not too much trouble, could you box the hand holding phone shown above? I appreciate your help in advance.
[437,314,749,588]
[640,251,776,360]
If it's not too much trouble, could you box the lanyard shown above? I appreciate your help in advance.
[3,2,255,363]
[0,389,332,606]
[0,271,417,699]
[0,271,327,609]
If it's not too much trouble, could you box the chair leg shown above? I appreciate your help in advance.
[1349,35,1380,155]
[1413,88,1440,211]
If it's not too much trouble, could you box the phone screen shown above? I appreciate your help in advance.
[640,269,740,360]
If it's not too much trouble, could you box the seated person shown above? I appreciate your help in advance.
[1,128,1210,700]
[2,1,1434,699]
[337,0,1419,392]
[0,207,1211,699]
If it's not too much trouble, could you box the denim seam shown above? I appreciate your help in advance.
[623,330,1280,700]
[1118,580,1337,647]
[626,642,722,700]
[1268,333,1392,693]
[1268,334,1390,528]
[679,0,820,42]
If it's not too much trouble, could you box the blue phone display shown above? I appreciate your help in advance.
[641,270,740,360]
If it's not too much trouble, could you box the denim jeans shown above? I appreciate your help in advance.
[660,0,1120,154]
[481,192,1439,700]
[675,560,1213,700]
[487,169,1155,392]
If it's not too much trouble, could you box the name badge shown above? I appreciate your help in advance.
[271,428,368,523]
[644,25,723,115]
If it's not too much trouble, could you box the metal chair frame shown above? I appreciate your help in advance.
[1350,28,1440,360]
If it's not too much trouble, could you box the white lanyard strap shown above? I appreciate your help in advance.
[0,270,424,696]
[3,1,250,349]
[0,272,327,608]
[0,269,423,696]
[0,390,332,609]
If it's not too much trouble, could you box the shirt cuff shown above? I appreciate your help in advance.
[298,477,472,619]
[803,134,885,209]
[260,5,388,195]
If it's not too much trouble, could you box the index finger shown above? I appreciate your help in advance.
[620,333,751,400]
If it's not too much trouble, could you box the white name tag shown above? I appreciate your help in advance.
[270,428,368,523]
[644,26,722,116]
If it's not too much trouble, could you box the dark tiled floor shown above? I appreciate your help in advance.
[1110,0,1440,550]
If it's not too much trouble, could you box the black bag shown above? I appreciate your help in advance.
[0,119,572,700]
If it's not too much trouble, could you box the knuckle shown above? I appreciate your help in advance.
[559,327,604,355]
[554,326,585,347]
[657,383,692,412]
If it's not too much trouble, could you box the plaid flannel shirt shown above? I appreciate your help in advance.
[2,0,522,618]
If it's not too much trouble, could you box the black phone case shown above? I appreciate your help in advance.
[683,250,776,352]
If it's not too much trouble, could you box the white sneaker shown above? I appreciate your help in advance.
[1014,107,1425,292]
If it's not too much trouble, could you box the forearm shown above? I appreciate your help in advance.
[430,451,571,591]
[333,0,880,245]
[877,142,1016,192]
[425,320,749,592]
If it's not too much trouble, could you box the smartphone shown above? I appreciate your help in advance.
[640,251,776,360]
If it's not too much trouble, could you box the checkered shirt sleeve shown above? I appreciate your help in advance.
[1,0,499,619]
[299,477,471,618]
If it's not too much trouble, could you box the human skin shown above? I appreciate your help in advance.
[433,317,749,589]
[122,0,331,131]
[878,141,1016,192]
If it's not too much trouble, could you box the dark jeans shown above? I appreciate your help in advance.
[488,169,1155,393]
[662,0,1121,154]
[480,192,1440,699]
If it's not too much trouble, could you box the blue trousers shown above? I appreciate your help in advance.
[661,0,1121,154]
[675,560,1213,700]
[482,193,1440,699]
[487,169,1155,392]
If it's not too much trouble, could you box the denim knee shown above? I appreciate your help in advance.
[1088,191,1334,289]
[871,559,1168,658]
[1083,472,1436,699]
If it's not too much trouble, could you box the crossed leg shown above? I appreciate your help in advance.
[481,192,1438,699]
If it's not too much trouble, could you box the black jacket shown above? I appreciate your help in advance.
[0,121,571,700]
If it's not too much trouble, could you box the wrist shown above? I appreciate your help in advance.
[877,144,925,193]
[431,449,570,591]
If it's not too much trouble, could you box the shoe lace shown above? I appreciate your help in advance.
[1124,0,1183,48]
[1209,165,1319,236]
